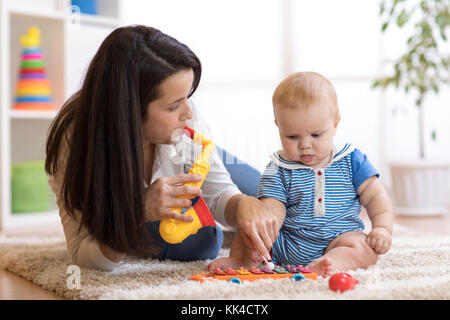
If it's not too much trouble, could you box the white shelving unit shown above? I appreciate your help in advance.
[0,0,121,230]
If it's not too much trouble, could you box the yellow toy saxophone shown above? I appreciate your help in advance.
[159,126,216,244]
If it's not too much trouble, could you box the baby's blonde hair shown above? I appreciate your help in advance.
[272,72,340,120]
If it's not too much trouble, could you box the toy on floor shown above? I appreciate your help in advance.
[191,265,318,283]
[13,26,55,111]
[159,126,216,244]
[328,272,359,292]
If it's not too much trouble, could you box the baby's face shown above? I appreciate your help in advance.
[275,101,339,168]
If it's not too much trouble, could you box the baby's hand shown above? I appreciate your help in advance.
[366,227,392,255]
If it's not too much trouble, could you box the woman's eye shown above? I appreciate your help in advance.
[169,104,179,111]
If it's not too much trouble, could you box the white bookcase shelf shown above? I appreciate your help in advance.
[79,13,120,28]
[9,109,59,120]
[0,0,121,231]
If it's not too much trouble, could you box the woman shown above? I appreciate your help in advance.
[46,25,276,271]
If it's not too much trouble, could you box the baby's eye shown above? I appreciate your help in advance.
[311,133,321,138]
[287,135,298,140]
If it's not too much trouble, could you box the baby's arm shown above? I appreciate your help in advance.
[358,176,394,254]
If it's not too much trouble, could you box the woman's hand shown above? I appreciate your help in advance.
[234,196,282,261]
[144,173,203,223]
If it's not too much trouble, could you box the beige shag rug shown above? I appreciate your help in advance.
[0,224,449,300]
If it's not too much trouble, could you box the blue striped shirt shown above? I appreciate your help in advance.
[257,144,379,266]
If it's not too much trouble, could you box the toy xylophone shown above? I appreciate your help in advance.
[191,265,318,284]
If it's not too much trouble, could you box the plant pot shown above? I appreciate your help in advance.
[390,161,450,216]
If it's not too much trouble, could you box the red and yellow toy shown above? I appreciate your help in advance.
[159,126,216,244]
[191,265,317,284]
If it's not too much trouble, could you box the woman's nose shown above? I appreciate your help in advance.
[180,100,193,121]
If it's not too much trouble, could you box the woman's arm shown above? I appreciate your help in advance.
[98,243,126,263]
[54,193,123,271]
[76,237,122,271]
[259,197,286,232]
[48,146,123,271]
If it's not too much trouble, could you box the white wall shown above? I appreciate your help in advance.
[289,0,383,173]
[120,0,450,182]
[120,0,283,172]
[67,24,113,94]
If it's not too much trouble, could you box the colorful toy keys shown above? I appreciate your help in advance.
[191,265,318,283]
[159,127,216,244]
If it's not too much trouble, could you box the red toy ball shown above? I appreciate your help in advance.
[328,273,359,293]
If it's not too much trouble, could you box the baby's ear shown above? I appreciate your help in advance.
[334,116,341,129]
[332,117,340,135]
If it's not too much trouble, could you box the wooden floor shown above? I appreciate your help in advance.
[0,213,449,300]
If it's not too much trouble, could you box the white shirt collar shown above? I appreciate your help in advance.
[269,143,354,170]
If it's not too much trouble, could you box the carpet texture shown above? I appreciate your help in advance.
[0,224,449,300]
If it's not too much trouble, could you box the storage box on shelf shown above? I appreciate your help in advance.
[0,0,121,231]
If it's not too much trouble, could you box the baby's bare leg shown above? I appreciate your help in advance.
[206,232,259,271]
[307,231,378,278]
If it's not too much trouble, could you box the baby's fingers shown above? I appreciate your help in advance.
[366,235,377,249]
[367,236,390,254]
[374,238,384,253]
[378,244,387,255]
[378,239,391,255]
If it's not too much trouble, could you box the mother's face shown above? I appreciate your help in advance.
[142,69,194,145]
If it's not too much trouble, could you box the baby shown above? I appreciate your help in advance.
[208,72,393,277]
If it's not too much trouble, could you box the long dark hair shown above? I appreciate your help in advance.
[45,25,202,257]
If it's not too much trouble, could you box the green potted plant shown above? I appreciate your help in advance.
[373,0,450,215]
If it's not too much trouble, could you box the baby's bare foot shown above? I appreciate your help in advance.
[207,256,251,272]
[307,258,333,278]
